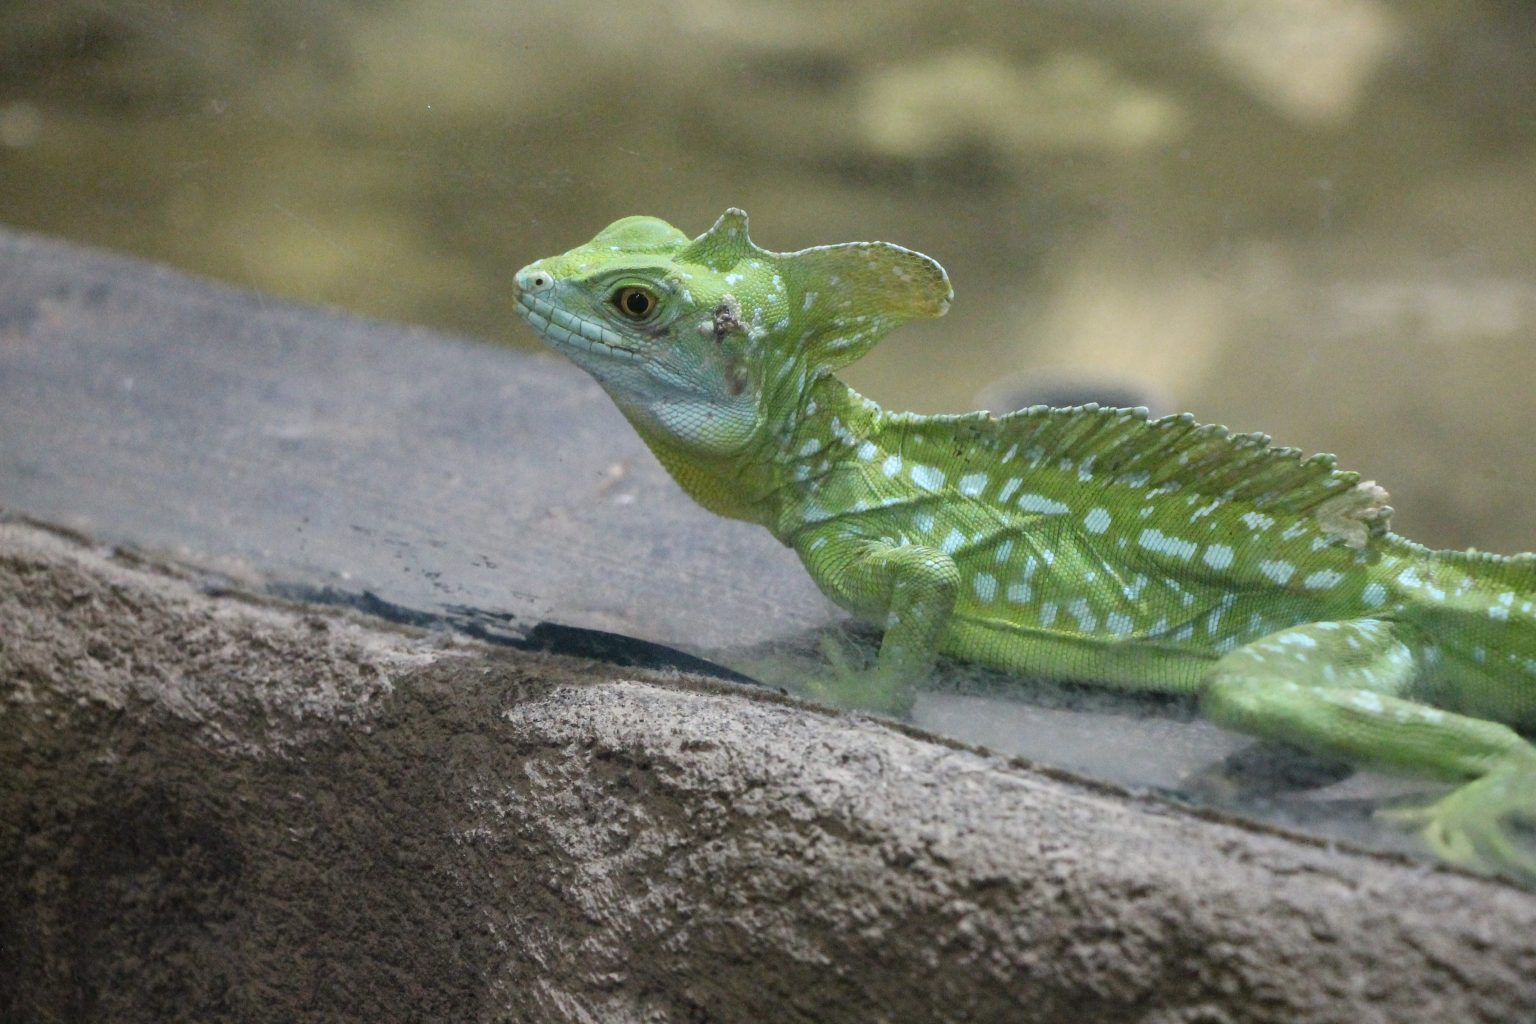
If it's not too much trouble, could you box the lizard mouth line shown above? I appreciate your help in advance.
[516,293,641,362]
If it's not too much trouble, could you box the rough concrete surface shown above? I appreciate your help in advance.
[4,517,1536,1024]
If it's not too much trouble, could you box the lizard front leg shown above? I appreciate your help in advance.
[1199,618,1536,881]
[793,527,960,714]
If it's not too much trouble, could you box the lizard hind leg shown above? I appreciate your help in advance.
[1197,618,1536,883]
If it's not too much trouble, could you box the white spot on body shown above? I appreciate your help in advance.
[1137,528,1197,561]
[882,455,903,478]
[1203,544,1234,570]
[1240,512,1275,532]
[1007,582,1034,604]
[1084,508,1111,534]
[1302,570,1345,590]
[1106,611,1135,636]
[994,538,1014,565]
[940,528,966,555]
[973,573,997,602]
[1361,582,1387,608]
[1190,500,1221,521]
[958,472,988,497]
[910,465,946,490]
[1018,494,1070,515]
[997,478,1022,502]
[857,441,878,461]
[1259,560,1295,585]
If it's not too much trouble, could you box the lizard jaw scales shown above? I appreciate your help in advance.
[516,293,640,362]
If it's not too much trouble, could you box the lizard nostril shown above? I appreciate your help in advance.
[517,270,553,294]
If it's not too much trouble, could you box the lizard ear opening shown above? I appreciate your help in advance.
[677,208,758,272]
[781,240,953,371]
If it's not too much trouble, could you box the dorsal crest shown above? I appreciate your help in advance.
[887,404,1394,549]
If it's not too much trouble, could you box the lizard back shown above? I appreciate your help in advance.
[794,402,1408,672]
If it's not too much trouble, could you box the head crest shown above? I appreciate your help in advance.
[679,209,954,372]
[677,208,758,271]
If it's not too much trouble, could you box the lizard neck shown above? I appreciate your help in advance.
[761,375,886,542]
[625,415,781,526]
[626,371,886,540]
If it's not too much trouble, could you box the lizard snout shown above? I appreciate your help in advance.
[514,267,554,296]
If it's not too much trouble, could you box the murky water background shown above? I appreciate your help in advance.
[1,1,1533,553]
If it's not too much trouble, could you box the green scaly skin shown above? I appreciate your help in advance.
[514,209,1536,883]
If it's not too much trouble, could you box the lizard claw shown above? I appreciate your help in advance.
[798,634,916,716]
[1378,754,1536,885]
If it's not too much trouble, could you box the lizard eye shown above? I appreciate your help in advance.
[612,286,658,320]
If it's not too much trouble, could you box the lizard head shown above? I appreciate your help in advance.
[514,209,951,456]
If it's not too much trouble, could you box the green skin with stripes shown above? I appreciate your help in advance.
[515,209,1536,882]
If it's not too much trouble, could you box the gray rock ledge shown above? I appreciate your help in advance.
[3,518,1534,1023]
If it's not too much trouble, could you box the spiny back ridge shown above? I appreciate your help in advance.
[1433,547,1536,591]
[891,403,1394,544]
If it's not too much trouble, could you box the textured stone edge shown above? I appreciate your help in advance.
[3,517,1534,1023]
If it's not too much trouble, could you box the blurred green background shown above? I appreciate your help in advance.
[2,0,1533,551]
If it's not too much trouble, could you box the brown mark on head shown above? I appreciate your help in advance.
[712,294,744,344]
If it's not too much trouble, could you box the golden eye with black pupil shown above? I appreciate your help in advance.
[612,286,658,320]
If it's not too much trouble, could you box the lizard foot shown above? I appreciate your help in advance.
[1378,753,1536,885]
[798,634,917,717]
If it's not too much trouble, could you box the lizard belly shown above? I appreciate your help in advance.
[940,614,1214,694]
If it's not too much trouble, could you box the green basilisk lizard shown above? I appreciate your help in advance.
[515,209,1536,883]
